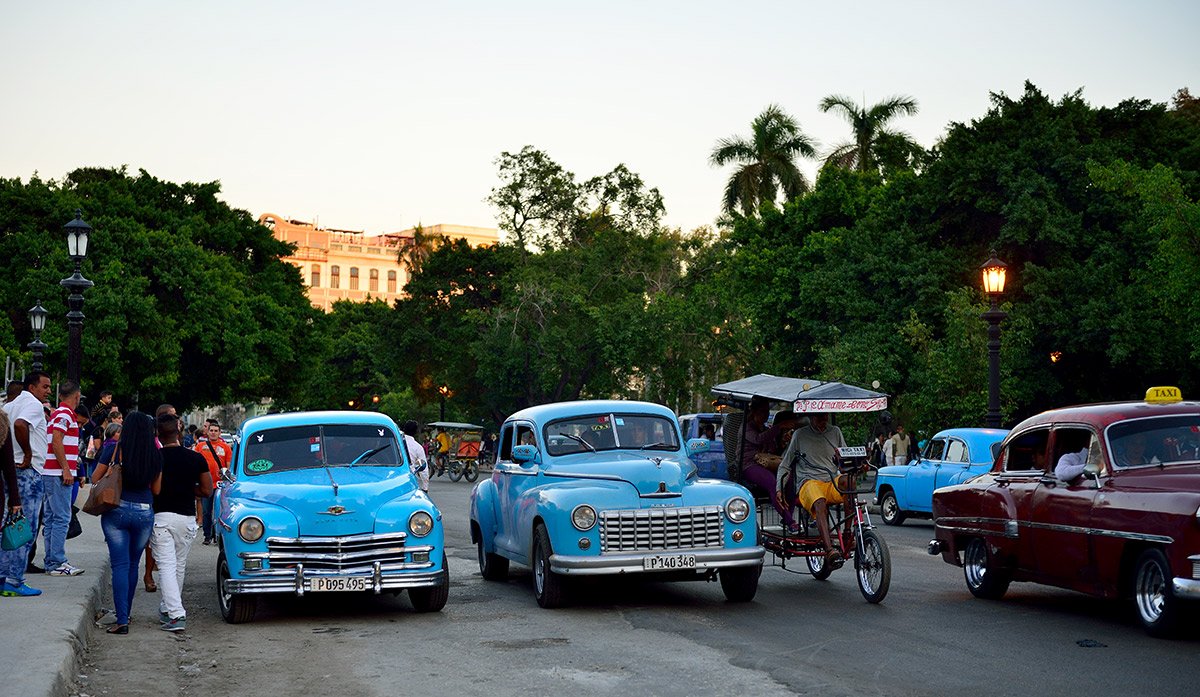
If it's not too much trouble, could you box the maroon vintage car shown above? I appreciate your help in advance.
[928,387,1200,637]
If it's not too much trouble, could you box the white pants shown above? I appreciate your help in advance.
[150,512,198,620]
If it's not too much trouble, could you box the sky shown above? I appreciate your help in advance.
[2,1,1197,237]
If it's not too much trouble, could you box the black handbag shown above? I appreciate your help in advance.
[67,506,83,539]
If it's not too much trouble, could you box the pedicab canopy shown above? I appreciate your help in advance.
[710,374,888,413]
[426,421,486,431]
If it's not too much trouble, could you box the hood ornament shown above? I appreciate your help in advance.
[319,505,352,516]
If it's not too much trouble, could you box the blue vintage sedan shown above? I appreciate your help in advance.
[874,427,1008,526]
[215,411,447,623]
[470,400,764,608]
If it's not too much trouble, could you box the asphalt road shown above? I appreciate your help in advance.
[77,476,1199,697]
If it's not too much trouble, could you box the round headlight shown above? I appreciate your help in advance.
[725,498,750,523]
[571,504,597,531]
[238,516,264,543]
[409,511,433,537]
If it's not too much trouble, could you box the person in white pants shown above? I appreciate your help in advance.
[402,420,430,493]
[150,413,212,631]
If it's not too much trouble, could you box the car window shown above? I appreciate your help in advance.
[1051,427,1093,469]
[241,424,401,475]
[516,425,537,447]
[498,425,514,461]
[680,418,694,438]
[945,439,968,463]
[1003,429,1050,472]
[544,413,680,456]
[924,439,946,461]
[1107,415,1200,468]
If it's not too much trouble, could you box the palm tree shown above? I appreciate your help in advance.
[818,94,920,174]
[710,105,817,217]
[397,223,443,276]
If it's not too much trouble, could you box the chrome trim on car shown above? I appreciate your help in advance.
[543,471,623,482]
[549,546,764,575]
[934,517,1019,539]
[599,506,724,553]
[223,568,443,595]
[1020,520,1174,544]
[935,517,1174,544]
[267,531,408,545]
[1190,554,1200,580]
[1172,577,1200,599]
[246,531,428,574]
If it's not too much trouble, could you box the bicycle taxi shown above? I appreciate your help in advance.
[427,421,487,483]
[710,374,892,603]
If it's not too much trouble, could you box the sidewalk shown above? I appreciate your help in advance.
[1,492,112,697]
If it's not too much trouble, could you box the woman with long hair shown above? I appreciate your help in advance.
[91,411,162,634]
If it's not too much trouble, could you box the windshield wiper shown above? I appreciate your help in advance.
[349,443,393,466]
[639,442,668,451]
[561,433,596,453]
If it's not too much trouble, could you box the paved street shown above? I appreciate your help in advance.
[73,477,1199,697]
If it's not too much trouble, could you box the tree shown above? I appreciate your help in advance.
[819,94,921,175]
[397,223,444,276]
[486,146,581,253]
[710,105,817,217]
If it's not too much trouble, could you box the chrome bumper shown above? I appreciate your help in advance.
[1172,577,1200,600]
[550,546,764,575]
[224,561,442,596]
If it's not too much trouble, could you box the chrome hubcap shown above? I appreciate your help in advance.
[534,547,545,594]
[965,541,986,588]
[1136,561,1165,622]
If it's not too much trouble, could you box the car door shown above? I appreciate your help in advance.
[904,437,946,513]
[935,437,972,489]
[1028,426,1100,590]
[493,421,540,559]
[992,427,1051,573]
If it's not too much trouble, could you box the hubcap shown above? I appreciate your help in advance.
[882,496,897,520]
[219,560,232,610]
[965,541,986,588]
[860,539,881,591]
[534,545,545,594]
[1136,561,1165,622]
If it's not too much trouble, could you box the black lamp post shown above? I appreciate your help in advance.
[27,299,48,372]
[438,384,451,421]
[59,210,94,387]
[980,251,1008,429]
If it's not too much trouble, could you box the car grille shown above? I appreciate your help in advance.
[599,506,724,553]
[265,532,410,572]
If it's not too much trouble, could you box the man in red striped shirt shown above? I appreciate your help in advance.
[44,381,84,576]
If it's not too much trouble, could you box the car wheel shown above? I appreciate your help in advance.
[879,490,906,526]
[719,564,761,602]
[963,537,1010,600]
[1133,548,1180,637]
[477,536,509,581]
[855,530,891,604]
[409,553,449,613]
[532,524,567,608]
[217,552,257,624]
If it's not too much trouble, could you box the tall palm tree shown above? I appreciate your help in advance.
[397,223,442,276]
[710,104,817,217]
[819,94,920,174]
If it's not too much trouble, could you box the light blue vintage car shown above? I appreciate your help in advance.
[215,411,447,623]
[470,400,764,608]
[874,427,1008,525]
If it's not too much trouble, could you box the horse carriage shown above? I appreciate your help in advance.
[711,374,892,603]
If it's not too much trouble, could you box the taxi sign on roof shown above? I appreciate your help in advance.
[1145,386,1182,403]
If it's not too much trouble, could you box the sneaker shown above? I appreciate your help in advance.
[95,608,117,626]
[1,581,43,597]
[47,563,85,577]
[160,616,186,632]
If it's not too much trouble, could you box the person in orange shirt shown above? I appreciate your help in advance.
[193,419,230,545]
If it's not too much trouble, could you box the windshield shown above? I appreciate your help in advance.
[241,424,403,475]
[544,413,681,456]
[1107,415,1200,468]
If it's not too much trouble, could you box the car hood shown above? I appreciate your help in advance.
[233,466,413,534]
[545,451,693,496]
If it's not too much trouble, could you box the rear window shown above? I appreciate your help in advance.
[241,424,402,475]
[1107,415,1200,468]
[544,413,680,456]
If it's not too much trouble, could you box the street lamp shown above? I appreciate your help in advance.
[437,384,451,421]
[979,251,1008,429]
[27,299,48,372]
[59,210,94,386]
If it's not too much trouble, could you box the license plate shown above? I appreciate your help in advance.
[642,554,697,571]
[311,576,370,592]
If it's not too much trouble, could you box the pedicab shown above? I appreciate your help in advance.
[710,374,892,603]
[427,421,487,483]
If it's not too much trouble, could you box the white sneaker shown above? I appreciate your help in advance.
[48,563,85,576]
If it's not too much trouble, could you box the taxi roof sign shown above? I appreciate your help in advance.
[1145,386,1182,403]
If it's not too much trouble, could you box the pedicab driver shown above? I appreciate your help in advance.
[775,413,848,568]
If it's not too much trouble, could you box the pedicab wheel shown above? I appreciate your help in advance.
[217,552,257,624]
[477,535,509,581]
[410,553,449,613]
[447,460,464,482]
[532,524,567,608]
[806,550,835,580]
[855,529,891,604]
[963,537,1011,600]
[719,564,761,602]
[464,460,479,483]
[1133,548,1180,638]
[879,490,906,526]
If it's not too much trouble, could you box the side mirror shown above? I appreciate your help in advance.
[512,444,540,465]
[686,438,710,456]
[220,468,234,484]
[413,460,427,474]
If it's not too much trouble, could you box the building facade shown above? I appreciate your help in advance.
[260,213,498,311]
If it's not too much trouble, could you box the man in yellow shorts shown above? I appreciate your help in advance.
[775,413,848,568]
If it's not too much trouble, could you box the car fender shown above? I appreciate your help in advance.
[876,466,909,508]
[470,477,501,551]
[518,479,635,563]
[376,495,444,570]
[217,498,299,579]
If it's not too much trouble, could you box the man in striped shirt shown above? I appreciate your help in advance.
[44,381,84,576]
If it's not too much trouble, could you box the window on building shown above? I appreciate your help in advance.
[310,265,321,288]
[330,265,340,289]
[350,267,359,290]
[387,270,397,293]
[369,268,379,292]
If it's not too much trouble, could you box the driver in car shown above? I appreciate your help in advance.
[777,413,848,569]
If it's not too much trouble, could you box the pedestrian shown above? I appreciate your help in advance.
[0,372,52,596]
[93,411,162,634]
[142,403,179,592]
[192,418,230,544]
[888,425,912,467]
[151,412,211,631]
[401,420,429,493]
[0,408,22,583]
[42,380,85,576]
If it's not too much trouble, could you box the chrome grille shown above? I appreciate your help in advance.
[599,506,724,553]
[265,532,410,572]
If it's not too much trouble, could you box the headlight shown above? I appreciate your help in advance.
[238,516,264,543]
[725,498,750,523]
[571,505,597,531]
[409,511,433,537]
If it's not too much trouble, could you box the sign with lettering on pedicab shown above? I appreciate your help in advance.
[793,397,888,413]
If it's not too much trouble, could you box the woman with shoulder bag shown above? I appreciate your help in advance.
[91,412,162,635]
[0,410,24,546]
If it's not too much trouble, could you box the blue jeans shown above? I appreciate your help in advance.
[201,495,215,540]
[41,474,73,569]
[1,469,43,586]
[101,502,154,625]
